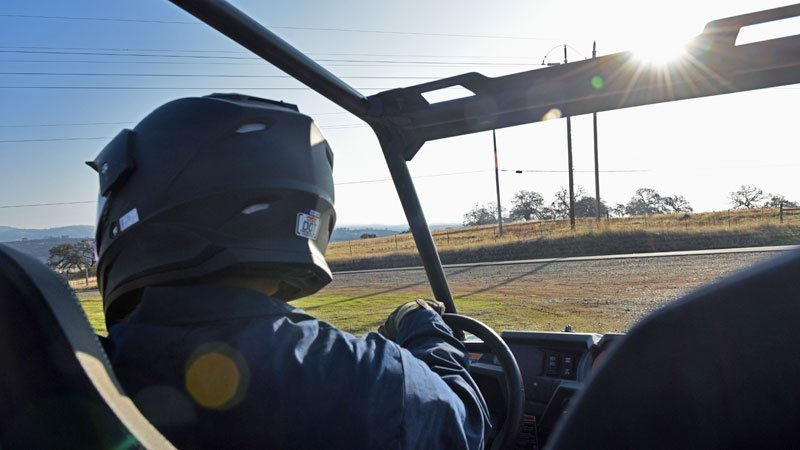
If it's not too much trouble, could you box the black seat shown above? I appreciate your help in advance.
[0,244,173,449]
[547,248,800,449]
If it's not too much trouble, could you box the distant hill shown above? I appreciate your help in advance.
[0,225,94,243]
[331,224,460,242]
[0,225,95,263]
[331,227,399,242]
[3,237,90,263]
[0,223,464,260]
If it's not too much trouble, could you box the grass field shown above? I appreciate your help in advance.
[293,291,623,336]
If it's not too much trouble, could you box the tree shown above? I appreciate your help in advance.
[574,196,608,218]
[359,233,377,239]
[463,202,501,226]
[550,186,586,219]
[661,195,693,213]
[509,190,545,221]
[729,185,764,209]
[610,203,627,217]
[764,194,798,208]
[47,240,94,285]
[625,187,664,216]
[539,206,557,220]
[624,188,692,216]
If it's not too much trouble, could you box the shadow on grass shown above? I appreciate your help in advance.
[304,267,474,311]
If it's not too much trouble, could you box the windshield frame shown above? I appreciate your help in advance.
[168,0,800,314]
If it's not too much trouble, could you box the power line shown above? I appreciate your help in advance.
[0,71,439,80]
[0,200,95,209]
[0,13,556,41]
[0,49,278,60]
[336,170,488,185]
[0,13,196,25]
[0,125,368,142]
[0,121,131,128]
[0,136,110,143]
[0,86,393,91]
[0,58,265,66]
[502,168,649,173]
[0,45,249,54]
[270,25,554,41]
[0,59,535,68]
[0,171,491,210]
[0,45,543,60]
[0,49,539,66]
[0,112,351,128]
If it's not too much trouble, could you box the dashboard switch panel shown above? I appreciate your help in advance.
[546,353,560,376]
[543,352,577,380]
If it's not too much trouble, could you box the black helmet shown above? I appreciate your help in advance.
[88,93,336,325]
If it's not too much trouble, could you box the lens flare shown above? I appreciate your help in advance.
[185,344,248,409]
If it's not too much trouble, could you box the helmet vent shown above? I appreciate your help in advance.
[241,203,271,215]
[235,123,268,134]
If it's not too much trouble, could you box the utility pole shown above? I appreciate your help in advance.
[493,129,504,236]
[565,45,576,230]
[592,40,601,223]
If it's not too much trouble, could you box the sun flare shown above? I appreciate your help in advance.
[632,37,689,66]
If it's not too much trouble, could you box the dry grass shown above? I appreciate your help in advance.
[66,209,800,299]
[69,276,97,290]
[327,209,800,270]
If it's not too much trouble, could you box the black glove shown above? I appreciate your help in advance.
[379,299,445,341]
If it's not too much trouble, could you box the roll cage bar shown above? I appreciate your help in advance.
[170,0,800,314]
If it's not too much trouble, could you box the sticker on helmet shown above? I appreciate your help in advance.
[119,208,139,232]
[296,210,321,240]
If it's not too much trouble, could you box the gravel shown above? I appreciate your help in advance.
[328,251,780,331]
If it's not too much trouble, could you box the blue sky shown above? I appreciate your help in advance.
[0,0,797,229]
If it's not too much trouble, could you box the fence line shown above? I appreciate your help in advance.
[780,202,800,223]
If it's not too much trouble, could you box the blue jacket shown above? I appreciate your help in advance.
[106,285,490,449]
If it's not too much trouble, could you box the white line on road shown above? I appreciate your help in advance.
[332,245,799,275]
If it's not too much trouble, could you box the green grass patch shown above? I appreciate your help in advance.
[77,292,107,336]
[294,290,624,336]
[77,288,626,337]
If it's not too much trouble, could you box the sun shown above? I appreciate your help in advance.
[632,36,690,66]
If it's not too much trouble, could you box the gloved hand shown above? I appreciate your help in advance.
[379,299,445,341]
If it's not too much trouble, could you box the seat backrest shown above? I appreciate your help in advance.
[0,244,173,449]
[547,248,800,449]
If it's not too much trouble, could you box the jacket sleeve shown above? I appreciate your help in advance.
[394,309,491,450]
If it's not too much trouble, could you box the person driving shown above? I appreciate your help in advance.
[88,93,490,449]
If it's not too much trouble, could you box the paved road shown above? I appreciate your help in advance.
[334,245,798,275]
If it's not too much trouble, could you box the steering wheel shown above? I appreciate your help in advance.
[442,313,524,450]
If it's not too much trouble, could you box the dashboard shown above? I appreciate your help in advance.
[465,331,625,449]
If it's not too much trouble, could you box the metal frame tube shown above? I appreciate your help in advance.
[169,0,369,117]
[379,137,456,313]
